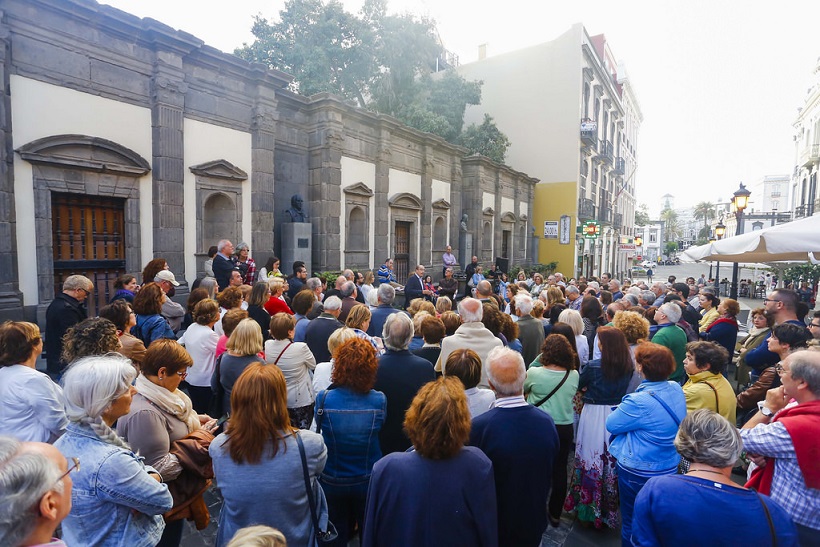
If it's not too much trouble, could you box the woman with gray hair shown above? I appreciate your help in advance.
[54,353,173,547]
[631,409,797,546]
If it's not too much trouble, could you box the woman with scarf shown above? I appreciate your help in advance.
[118,339,218,547]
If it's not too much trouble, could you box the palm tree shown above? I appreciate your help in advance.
[693,201,715,236]
[660,207,681,242]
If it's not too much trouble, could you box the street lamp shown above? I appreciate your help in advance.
[730,183,751,299]
[708,233,717,280]
[714,221,726,295]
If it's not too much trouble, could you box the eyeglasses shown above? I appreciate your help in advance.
[56,457,80,483]
[810,323,820,328]
[763,298,781,304]
[775,362,790,376]
[176,369,189,380]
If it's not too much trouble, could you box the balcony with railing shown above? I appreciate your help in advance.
[578,198,595,220]
[598,205,612,224]
[597,140,613,164]
[799,144,819,168]
[795,203,809,218]
[580,119,597,147]
[613,212,622,229]
[614,157,625,175]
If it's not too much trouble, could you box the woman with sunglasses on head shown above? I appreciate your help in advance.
[55,353,173,547]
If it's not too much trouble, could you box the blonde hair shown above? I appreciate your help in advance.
[412,311,431,336]
[435,296,452,314]
[227,525,287,547]
[227,318,264,356]
[268,277,285,295]
[557,308,584,336]
[328,327,357,359]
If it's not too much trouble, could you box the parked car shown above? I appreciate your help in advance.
[640,261,657,269]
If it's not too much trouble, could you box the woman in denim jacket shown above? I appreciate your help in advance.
[606,342,686,547]
[54,353,173,547]
[314,338,386,546]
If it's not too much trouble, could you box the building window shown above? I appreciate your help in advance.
[347,206,367,250]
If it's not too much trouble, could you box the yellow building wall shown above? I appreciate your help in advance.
[534,181,578,276]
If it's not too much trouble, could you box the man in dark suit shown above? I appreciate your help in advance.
[403,264,431,309]
[368,284,401,337]
[45,274,92,378]
[374,313,436,454]
[464,255,479,298]
[212,239,236,290]
[303,295,344,363]
[338,281,359,323]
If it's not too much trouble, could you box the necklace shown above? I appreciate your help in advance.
[687,468,725,476]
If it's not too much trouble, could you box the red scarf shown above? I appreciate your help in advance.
[706,316,738,332]
[746,399,820,494]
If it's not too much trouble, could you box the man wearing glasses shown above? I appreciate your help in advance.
[808,311,820,342]
[741,351,820,545]
[45,274,93,379]
[0,436,76,546]
[743,289,809,380]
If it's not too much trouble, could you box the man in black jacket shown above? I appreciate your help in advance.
[45,275,92,378]
[303,295,344,363]
[212,239,236,290]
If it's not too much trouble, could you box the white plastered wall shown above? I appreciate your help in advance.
[388,169,422,259]
[183,118,252,284]
[9,75,152,306]
[501,196,514,215]
[519,201,529,218]
[340,156,376,269]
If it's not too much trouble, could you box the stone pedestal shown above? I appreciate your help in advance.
[282,223,312,275]
[459,233,473,268]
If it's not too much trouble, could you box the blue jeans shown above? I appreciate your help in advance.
[617,464,652,547]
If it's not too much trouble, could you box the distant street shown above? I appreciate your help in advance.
[628,261,771,289]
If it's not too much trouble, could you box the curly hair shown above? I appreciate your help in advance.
[499,312,519,342]
[613,310,650,344]
[141,258,167,285]
[132,282,164,315]
[407,298,436,317]
[331,338,378,393]
[404,377,470,460]
[61,317,120,364]
[481,303,504,335]
[99,300,132,331]
[193,299,220,325]
[750,307,775,328]
[440,311,462,336]
[720,298,740,317]
[538,334,576,370]
[217,286,244,310]
[685,341,729,374]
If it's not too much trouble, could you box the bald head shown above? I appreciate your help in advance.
[458,297,483,323]
[486,346,526,396]
[476,280,493,297]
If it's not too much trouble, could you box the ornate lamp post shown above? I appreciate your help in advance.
[730,183,751,299]
[714,221,726,294]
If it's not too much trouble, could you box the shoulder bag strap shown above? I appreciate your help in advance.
[314,385,336,435]
[295,432,323,540]
[274,341,294,365]
[534,370,571,408]
[755,492,777,547]
[648,391,681,426]
[701,380,720,415]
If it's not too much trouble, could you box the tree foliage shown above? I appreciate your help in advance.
[665,241,679,256]
[459,114,511,163]
[634,203,650,227]
[660,207,681,241]
[236,0,511,161]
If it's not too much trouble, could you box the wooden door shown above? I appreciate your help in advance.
[394,221,410,282]
[52,193,126,316]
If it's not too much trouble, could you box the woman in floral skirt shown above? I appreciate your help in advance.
[564,326,634,529]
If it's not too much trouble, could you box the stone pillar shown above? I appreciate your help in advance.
[493,171,502,263]
[251,84,278,256]
[374,124,391,265]
[150,47,187,276]
[420,142,434,265]
[450,156,463,260]
[308,105,344,271]
[0,12,23,320]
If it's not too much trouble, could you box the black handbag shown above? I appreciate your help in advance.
[295,432,338,543]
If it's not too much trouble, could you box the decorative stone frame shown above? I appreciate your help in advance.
[190,160,247,273]
[482,207,495,258]
[500,211,516,261]
[16,134,149,306]
[343,182,374,269]
[389,193,422,276]
[432,198,450,252]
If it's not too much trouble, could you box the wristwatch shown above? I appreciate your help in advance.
[757,401,774,417]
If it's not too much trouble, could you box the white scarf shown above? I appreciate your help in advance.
[135,374,201,433]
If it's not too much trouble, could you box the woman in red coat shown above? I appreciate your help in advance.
[264,277,293,316]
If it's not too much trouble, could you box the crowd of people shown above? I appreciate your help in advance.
[1,244,819,547]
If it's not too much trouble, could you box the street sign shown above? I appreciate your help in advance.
[544,221,558,239]
[559,215,571,244]
[619,243,636,251]
[582,221,601,239]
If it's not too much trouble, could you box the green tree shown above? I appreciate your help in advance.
[665,241,679,256]
[458,114,511,163]
[634,203,650,227]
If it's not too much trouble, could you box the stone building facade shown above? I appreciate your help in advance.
[0,0,536,322]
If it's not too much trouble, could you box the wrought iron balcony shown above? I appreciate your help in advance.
[597,140,613,164]
[613,212,622,229]
[580,119,597,147]
[614,157,625,175]
[795,204,809,218]
[578,198,595,220]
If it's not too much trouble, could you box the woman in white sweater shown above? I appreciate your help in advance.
[265,312,317,429]
[179,299,220,414]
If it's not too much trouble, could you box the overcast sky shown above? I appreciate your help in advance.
[103,0,820,216]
